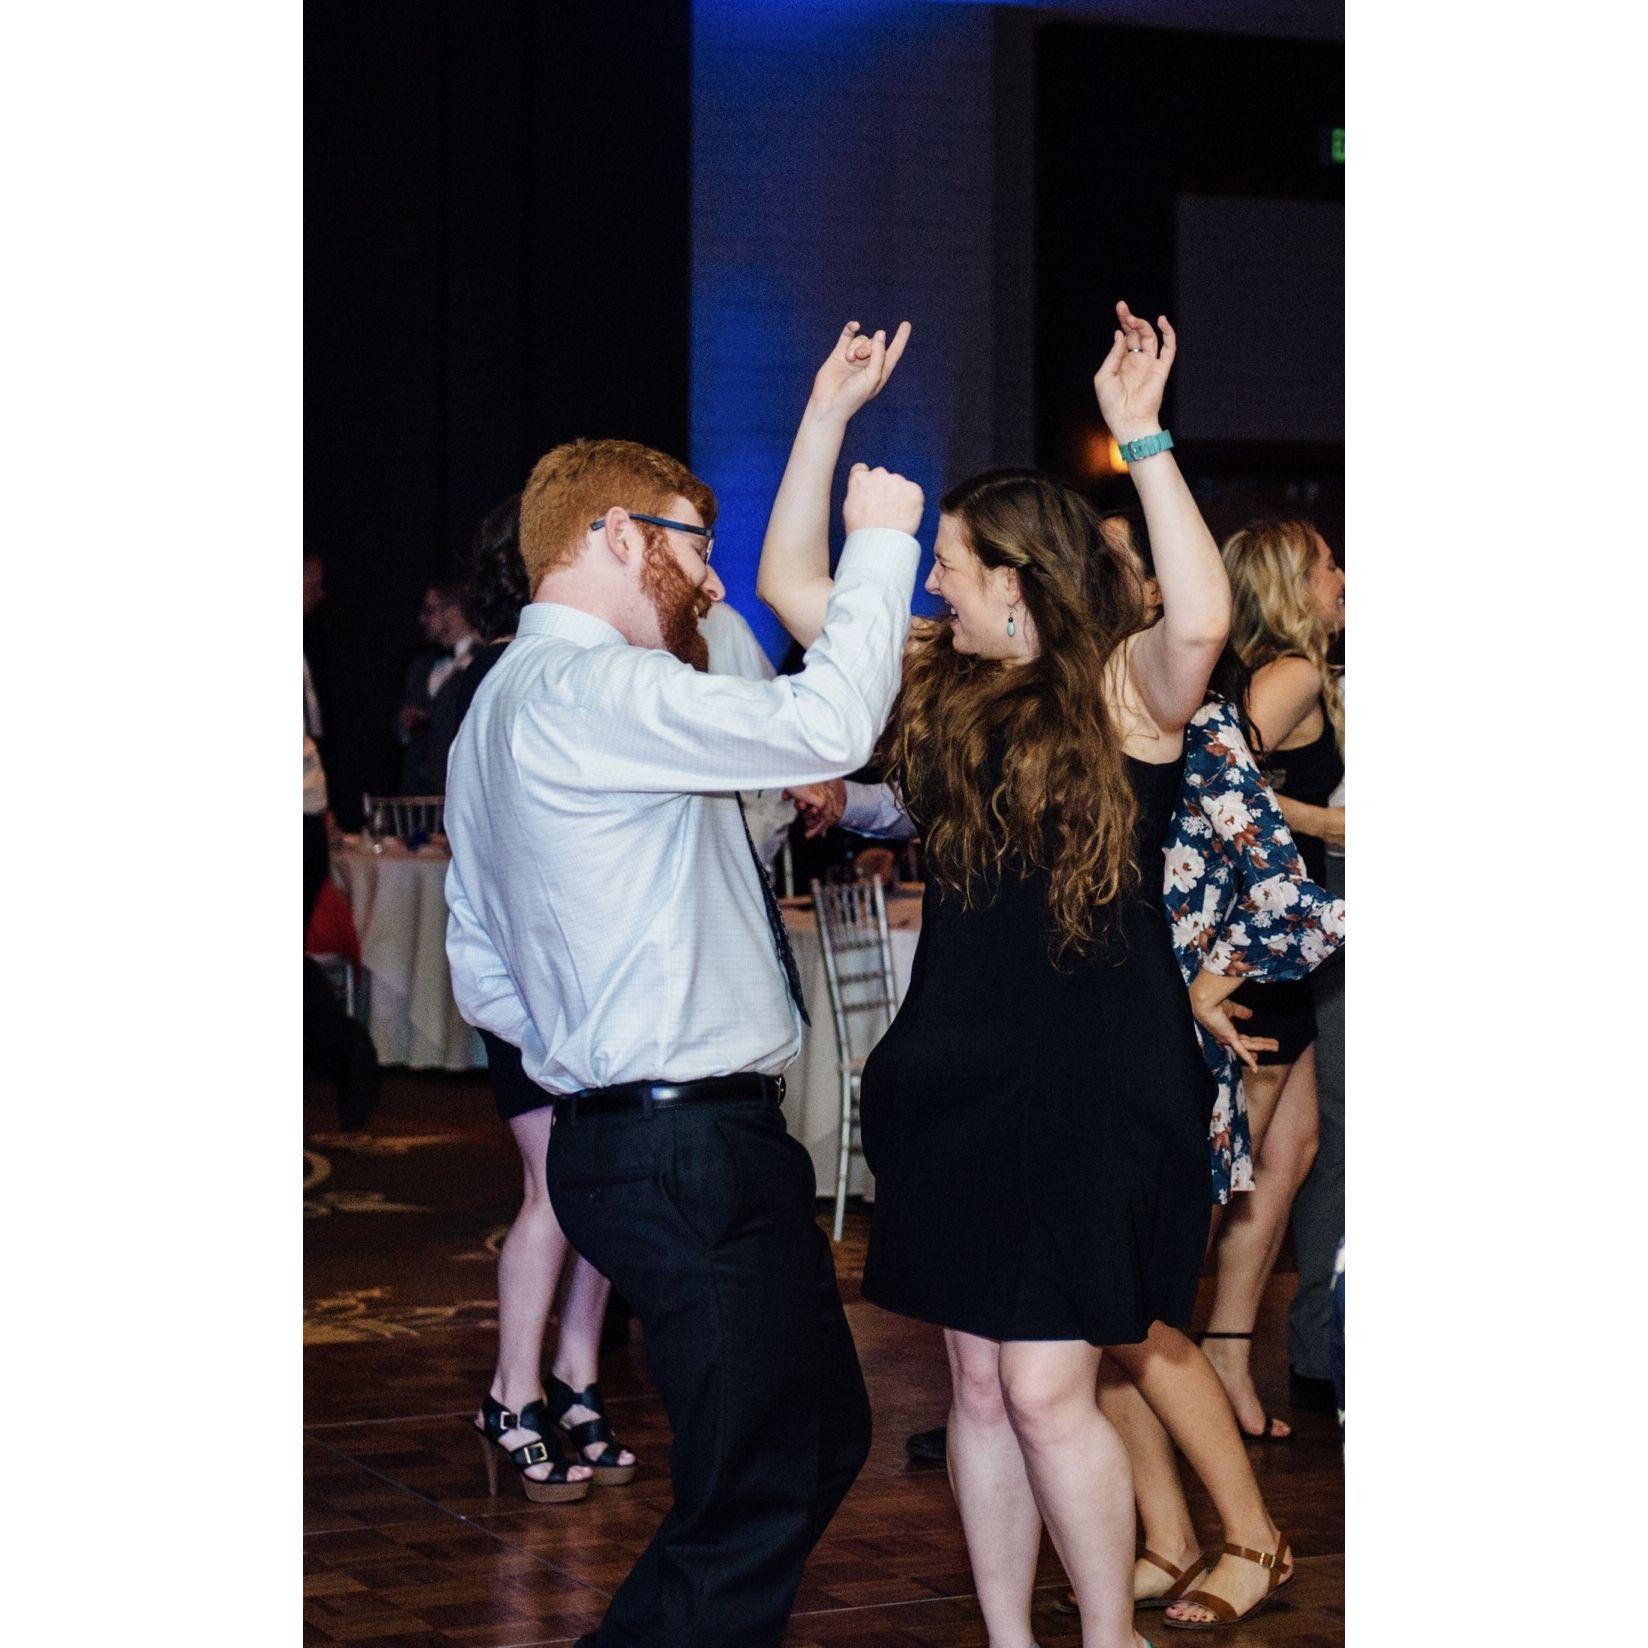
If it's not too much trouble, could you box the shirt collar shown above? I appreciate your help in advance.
[518,602,630,651]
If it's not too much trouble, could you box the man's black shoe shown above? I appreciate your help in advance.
[905,1424,946,1463]
[1289,1368,1337,1414]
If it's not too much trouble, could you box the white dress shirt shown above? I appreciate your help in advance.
[699,601,796,868]
[426,634,478,702]
[839,780,917,841]
[700,600,777,682]
[444,528,918,1094]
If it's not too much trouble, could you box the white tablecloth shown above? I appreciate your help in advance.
[331,842,485,1071]
[780,890,921,1198]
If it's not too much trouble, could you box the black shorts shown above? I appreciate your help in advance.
[478,1028,555,1123]
[1230,977,1317,1067]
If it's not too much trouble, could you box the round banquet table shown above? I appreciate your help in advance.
[780,886,922,1200]
[330,840,485,1071]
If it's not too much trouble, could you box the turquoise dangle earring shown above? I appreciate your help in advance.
[1006,604,1018,639]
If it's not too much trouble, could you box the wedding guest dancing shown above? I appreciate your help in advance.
[445,436,922,1648]
[1197,519,1345,1441]
[795,514,1345,1632]
[442,496,632,1507]
[1086,513,1346,1631]
[759,304,1225,1648]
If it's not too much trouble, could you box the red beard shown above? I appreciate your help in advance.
[640,530,711,672]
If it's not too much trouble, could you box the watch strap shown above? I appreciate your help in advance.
[1118,428,1174,464]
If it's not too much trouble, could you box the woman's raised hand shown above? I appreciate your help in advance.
[1093,300,1176,447]
[809,320,912,423]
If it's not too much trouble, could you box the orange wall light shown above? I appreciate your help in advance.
[1080,430,1129,479]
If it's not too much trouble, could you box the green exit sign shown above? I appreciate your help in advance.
[1321,125,1345,165]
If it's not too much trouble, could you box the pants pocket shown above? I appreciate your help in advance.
[659,1117,747,1250]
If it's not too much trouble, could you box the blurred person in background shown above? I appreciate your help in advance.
[303,552,380,1131]
[425,500,530,796]
[1291,601,1345,1418]
[396,581,480,792]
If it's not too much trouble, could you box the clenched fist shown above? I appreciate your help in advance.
[843,463,924,538]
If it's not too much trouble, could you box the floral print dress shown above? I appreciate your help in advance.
[1160,699,1346,1203]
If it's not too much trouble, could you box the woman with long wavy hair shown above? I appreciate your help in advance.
[1194,520,1345,1443]
[758,304,1228,1648]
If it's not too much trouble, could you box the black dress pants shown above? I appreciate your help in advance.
[548,1094,871,1648]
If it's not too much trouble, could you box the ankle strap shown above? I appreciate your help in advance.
[548,1377,605,1418]
[1222,1538,1287,1567]
[479,1391,551,1439]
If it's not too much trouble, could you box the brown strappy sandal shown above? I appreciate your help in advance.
[1052,1549,1211,1616]
[1162,1536,1293,1631]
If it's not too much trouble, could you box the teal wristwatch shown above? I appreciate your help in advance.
[1117,429,1174,464]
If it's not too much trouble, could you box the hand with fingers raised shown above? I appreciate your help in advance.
[843,462,924,538]
[809,320,913,425]
[1093,299,1177,447]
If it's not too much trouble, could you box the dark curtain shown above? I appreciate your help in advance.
[304,0,691,822]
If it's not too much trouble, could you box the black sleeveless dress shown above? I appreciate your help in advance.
[1231,699,1344,1064]
[859,753,1215,1347]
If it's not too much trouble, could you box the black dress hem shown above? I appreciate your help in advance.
[858,1276,1169,1350]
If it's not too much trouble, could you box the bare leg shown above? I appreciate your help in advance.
[999,1340,1140,1648]
[944,1330,1043,1648]
[1105,1326,1288,1622]
[1202,1049,1320,1437]
[549,1256,635,1467]
[1096,1363,1204,1599]
[479,1107,591,1484]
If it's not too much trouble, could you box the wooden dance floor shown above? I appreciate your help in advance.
[305,1070,1344,1647]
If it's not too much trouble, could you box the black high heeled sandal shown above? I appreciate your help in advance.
[545,1376,637,1486]
[474,1393,591,1504]
[1197,1331,1293,1441]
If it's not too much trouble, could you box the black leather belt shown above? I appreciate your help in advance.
[551,1072,785,1122]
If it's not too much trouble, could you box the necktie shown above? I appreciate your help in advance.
[735,795,809,1025]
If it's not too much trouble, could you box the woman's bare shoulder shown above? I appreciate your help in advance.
[1251,654,1322,694]
[1109,635,1185,757]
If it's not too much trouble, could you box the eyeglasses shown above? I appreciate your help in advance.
[590,511,714,565]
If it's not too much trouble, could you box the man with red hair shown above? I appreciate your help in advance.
[445,435,923,1647]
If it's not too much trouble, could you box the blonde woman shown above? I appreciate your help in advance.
[1197,520,1344,1442]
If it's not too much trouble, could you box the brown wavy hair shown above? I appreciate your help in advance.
[878,469,1148,963]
